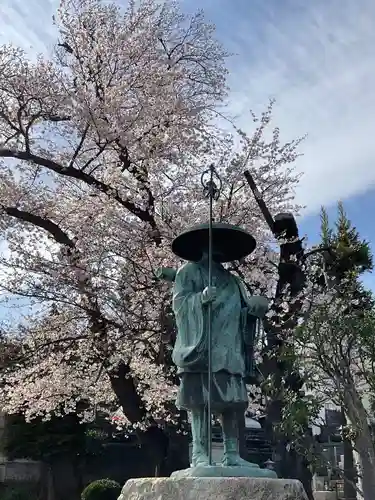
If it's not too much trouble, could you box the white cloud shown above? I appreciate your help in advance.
[1,0,375,214]
[213,0,375,213]
[0,0,58,54]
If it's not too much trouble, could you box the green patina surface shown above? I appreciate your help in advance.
[169,239,271,475]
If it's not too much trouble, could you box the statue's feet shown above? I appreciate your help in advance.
[191,450,210,467]
[222,453,259,468]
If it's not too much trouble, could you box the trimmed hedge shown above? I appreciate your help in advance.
[81,479,121,500]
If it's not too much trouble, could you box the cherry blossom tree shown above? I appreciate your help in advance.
[0,0,303,474]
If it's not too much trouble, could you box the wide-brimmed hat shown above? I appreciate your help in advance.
[171,222,256,263]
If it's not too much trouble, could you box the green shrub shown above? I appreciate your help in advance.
[81,479,121,500]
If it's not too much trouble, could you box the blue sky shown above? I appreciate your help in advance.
[1,0,375,287]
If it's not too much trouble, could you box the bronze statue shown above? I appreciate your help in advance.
[171,222,270,469]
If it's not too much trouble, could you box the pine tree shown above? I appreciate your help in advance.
[321,202,373,310]
[331,201,372,276]
[320,206,333,247]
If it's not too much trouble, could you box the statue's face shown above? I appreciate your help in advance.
[213,249,224,262]
[201,248,224,262]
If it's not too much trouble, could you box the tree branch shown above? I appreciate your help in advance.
[2,206,75,248]
[0,148,161,242]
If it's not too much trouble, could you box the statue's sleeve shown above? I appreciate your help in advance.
[171,264,207,370]
[236,277,269,319]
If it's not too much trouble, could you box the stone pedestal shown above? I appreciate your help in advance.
[120,477,308,499]
[313,493,337,500]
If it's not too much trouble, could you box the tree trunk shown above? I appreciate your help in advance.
[343,437,357,500]
[296,453,313,500]
[341,407,357,500]
[109,362,168,476]
[141,425,169,477]
[344,384,375,500]
[280,444,313,500]
[160,421,190,476]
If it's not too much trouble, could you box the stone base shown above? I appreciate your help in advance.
[171,465,277,479]
[120,477,308,499]
[313,493,337,500]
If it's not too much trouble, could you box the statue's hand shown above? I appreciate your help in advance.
[247,295,269,318]
[201,286,217,305]
[155,267,176,282]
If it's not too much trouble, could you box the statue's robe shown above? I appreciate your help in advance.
[172,259,267,412]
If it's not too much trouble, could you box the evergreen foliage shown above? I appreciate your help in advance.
[81,479,121,500]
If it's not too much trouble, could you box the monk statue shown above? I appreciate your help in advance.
[170,222,270,469]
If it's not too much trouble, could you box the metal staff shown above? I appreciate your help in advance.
[201,164,222,466]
